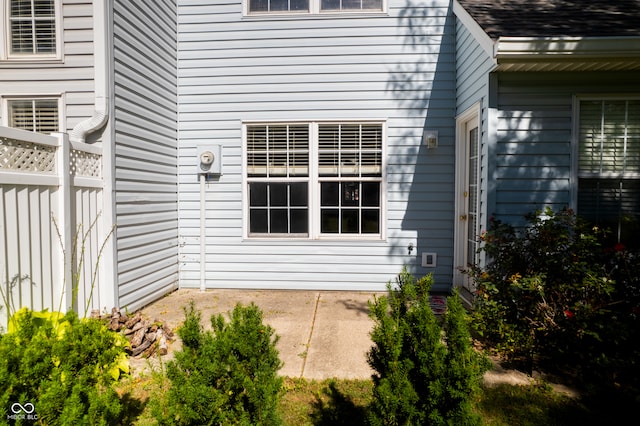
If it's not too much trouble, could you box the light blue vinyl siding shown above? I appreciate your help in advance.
[454,16,494,240]
[491,72,640,227]
[113,0,179,310]
[177,0,457,291]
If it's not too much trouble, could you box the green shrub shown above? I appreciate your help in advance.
[155,301,283,425]
[367,268,487,426]
[471,207,639,386]
[0,308,129,426]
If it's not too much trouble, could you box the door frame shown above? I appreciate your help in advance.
[453,102,482,291]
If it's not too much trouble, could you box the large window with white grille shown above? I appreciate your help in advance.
[246,0,383,14]
[3,0,60,59]
[577,98,640,246]
[6,98,59,133]
[245,122,384,238]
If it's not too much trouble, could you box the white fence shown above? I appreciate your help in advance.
[0,126,106,329]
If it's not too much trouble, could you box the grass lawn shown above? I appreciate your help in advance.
[115,367,633,425]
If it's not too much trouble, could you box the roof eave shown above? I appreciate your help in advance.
[494,36,640,72]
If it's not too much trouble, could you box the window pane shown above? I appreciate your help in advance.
[321,182,339,206]
[321,0,382,10]
[249,183,268,206]
[342,182,359,206]
[343,0,362,8]
[341,209,359,233]
[34,0,55,15]
[362,0,382,9]
[249,0,269,11]
[11,21,33,53]
[35,20,56,53]
[249,0,308,12]
[291,0,309,10]
[270,183,288,206]
[290,182,308,206]
[270,209,288,233]
[321,0,340,9]
[271,0,289,10]
[362,209,380,233]
[11,0,32,17]
[321,209,339,233]
[290,209,308,233]
[250,210,268,233]
[362,182,380,206]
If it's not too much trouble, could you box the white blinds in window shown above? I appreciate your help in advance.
[579,100,640,177]
[247,125,309,177]
[578,99,640,242]
[318,124,382,177]
[10,0,56,54]
[8,99,59,133]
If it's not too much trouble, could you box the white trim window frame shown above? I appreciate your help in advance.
[243,0,386,16]
[573,95,640,245]
[0,0,63,61]
[2,95,63,133]
[243,120,386,240]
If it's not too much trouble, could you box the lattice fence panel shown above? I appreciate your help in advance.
[71,149,101,178]
[0,136,56,173]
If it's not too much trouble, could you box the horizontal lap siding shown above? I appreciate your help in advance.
[113,0,179,311]
[493,72,640,226]
[455,18,494,239]
[177,0,456,291]
[0,1,94,132]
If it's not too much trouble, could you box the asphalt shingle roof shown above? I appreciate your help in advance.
[457,0,640,39]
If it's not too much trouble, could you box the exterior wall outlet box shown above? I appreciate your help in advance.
[197,144,222,175]
[422,252,437,267]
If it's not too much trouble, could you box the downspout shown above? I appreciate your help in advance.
[69,0,109,144]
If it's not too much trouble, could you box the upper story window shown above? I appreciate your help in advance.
[248,0,309,13]
[2,0,61,60]
[5,97,60,133]
[320,0,382,11]
[245,121,385,238]
[577,98,640,247]
[246,0,384,15]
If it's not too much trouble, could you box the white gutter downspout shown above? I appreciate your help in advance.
[69,0,109,144]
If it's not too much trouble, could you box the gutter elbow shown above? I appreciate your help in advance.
[69,103,109,144]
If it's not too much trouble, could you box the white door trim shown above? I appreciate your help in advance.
[454,102,482,291]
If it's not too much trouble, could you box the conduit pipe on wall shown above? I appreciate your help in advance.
[200,173,206,292]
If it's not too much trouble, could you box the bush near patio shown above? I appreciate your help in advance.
[0,308,129,426]
[470,207,640,392]
[152,301,283,426]
[367,269,490,426]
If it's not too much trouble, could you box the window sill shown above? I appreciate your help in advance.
[0,57,64,66]
[243,235,386,243]
[242,10,389,20]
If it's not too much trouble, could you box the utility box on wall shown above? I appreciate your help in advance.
[197,145,222,175]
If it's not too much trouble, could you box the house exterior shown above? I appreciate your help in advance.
[1,0,639,316]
